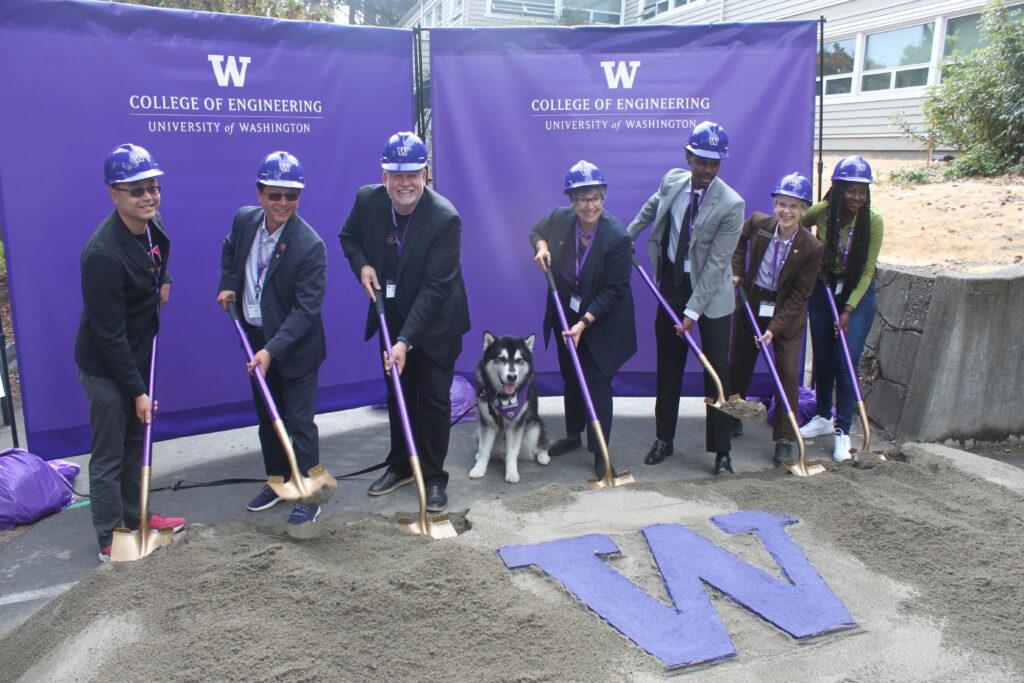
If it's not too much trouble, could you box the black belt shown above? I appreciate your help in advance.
[752,284,777,302]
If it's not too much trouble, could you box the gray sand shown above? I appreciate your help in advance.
[3,447,1023,681]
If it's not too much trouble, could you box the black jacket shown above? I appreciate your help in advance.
[219,207,327,378]
[339,185,471,369]
[529,207,637,377]
[75,211,171,397]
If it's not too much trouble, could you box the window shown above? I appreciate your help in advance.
[818,38,855,96]
[945,5,1023,57]
[422,1,443,25]
[491,0,556,17]
[641,0,700,22]
[451,0,463,19]
[861,22,934,92]
[564,0,622,24]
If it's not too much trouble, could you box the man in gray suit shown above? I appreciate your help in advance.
[218,151,328,524]
[627,122,745,475]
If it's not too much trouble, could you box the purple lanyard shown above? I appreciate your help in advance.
[838,223,855,268]
[390,206,408,257]
[769,226,794,291]
[142,225,161,292]
[575,219,598,281]
[255,228,272,296]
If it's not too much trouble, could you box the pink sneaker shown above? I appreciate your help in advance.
[99,544,111,562]
[131,513,186,533]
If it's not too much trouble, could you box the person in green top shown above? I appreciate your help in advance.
[798,155,883,463]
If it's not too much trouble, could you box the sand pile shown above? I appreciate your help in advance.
[2,446,1023,681]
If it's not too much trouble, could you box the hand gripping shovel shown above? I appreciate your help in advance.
[630,256,766,423]
[227,303,337,505]
[111,335,175,561]
[373,290,457,540]
[819,279,879,459]
[543,269,634,489]
[736,288,826,477]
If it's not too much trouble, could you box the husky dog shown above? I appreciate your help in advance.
[469,332,550,483]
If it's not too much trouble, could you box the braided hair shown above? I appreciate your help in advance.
[822,180,871,294]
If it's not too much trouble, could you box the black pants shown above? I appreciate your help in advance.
[383,344,453,487]
[555,333,613,456]
[729,286,801,442]
[245,325,320,479]
[79,369,144,548]
[654,277,732,454]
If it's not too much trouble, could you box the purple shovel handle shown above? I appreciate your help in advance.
[630,256,707,362]
[820,280,864,404]
[141,335,157,469]
[373,290,419,459]
[544,268,600,424]
[227,302,282,423]
[736,288,796,416]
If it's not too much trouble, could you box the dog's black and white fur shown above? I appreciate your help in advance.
[469,332,550,483]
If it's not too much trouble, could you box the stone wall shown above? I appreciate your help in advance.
[861,265,1024,443]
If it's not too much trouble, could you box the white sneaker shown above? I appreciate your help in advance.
[800,415,834,438]
[832,430,852,463]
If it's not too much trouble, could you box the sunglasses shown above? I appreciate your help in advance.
[115,185,161,198]
[262,190,300,202]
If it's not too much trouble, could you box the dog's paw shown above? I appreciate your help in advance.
[469,462,487,479]
[504,470,520,484]
[536,450,551,466]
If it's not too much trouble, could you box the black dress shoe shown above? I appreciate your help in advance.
[713,452,734,475]
[367,468,414,496]
[731,419,744,438]
[644,439,674,465]
[549,434,583,457]
[774,440,793,467]
[425,483,448,512]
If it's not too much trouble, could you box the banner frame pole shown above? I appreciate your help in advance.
[414,26,427,140]
[817,15,826,202]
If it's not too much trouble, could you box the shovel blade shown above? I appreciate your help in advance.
[713,397,767,422]
[587,469,636,490]
[267,465,337,506]
[399,514,459,540]
[110,527,175,562]
[785,458,827,478]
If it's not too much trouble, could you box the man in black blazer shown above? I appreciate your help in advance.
[217,151,327,525]
[339,131,470,512]
[76,143,184,561]
[529,161,637,478]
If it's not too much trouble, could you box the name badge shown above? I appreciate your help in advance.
[683,259,691,273]
[758,301,776,318]
[834,279,844,295]
[386,280,397,299]
[569,295,582,313]
[246,303,262,320]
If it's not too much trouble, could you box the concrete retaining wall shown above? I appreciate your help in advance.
[861,265,1024,443]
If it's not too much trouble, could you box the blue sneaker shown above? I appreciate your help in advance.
[288,504,321,525]
[246,485,282,512]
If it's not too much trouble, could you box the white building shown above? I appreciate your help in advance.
[398,0,1021,156]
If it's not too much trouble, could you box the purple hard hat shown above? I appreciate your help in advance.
[686,121,729,160]
[103,143,164,185]
[381,131,428,172]
[564,160,607,194]
[771,172,813,204]
[831,155,873,184]
[256,151,305,188]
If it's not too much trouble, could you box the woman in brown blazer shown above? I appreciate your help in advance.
[728,173,823,466]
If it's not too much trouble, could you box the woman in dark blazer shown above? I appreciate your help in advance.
[529,160,637,478]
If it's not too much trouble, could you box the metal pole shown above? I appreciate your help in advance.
[0,313,19,448]
[414,27,426,139]
[817,15,826,202]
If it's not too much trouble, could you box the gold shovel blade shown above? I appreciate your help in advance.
[587,469,636,490]
[713,396,767,422]
[267,465,337,506]
[785,458,827,478]
[110,527,175,562]
[398,514,459,540]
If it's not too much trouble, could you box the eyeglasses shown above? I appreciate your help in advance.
[262,191,300,202]
[114,185,161,198]
[572,195,604,206]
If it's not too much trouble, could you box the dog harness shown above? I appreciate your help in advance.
[484,385,530,421]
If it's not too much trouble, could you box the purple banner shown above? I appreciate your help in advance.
[0,0,413,457]
[430,24,817,396]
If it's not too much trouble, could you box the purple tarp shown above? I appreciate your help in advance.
[430,24,817,395]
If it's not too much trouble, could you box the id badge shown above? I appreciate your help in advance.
[386,280,397,299]
[569,295,582,313]
[758,301,776,318]
[683,259,691,273]
[834,278,844,295]
[246,303,262,320]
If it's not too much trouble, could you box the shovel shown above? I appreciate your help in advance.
[373,290,458,540]
[631,256,765,423]
[543,269,634,489]
[111,335,175,561]
[736,288,826,477]
[819,279,880,459]
[227,303,337,505]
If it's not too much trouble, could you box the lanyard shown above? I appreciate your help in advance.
[838,223,855,268]
[769,225,794,291]
[390,206,409,257]
[141,225,162,292]
[575,219,598,281]
[254,228,273,298]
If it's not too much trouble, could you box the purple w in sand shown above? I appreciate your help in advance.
[498,510,855,669]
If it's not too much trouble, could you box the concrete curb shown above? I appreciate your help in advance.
[900,442,1024,496]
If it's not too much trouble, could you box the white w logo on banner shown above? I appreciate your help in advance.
[207,55,252,88]
[599,60,641,89]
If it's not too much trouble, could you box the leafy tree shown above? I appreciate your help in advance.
[921,0,1024,176]
[116,0,414,25]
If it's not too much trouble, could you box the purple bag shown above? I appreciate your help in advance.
[766,387,819,427]
[48,459,81,488]
[0,448,75,529]
[450,374,478,422]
